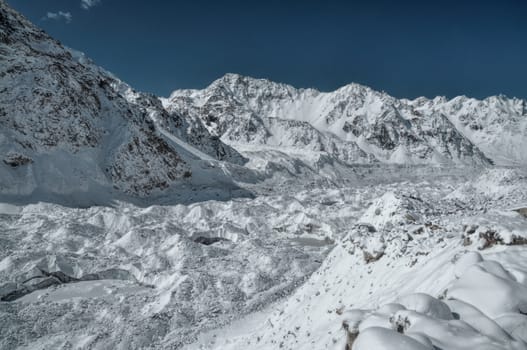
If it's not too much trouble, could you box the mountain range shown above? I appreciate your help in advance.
[1,0,526,203]
[2,2,527,350]
[164,73,526,168]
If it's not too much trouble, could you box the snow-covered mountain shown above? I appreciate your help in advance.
[164,73,526,167]
[413,95,527,165]
[2,0,523,205]
[2,2,527,350]
[0,1,243,203]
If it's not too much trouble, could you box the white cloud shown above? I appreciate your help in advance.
[81,0,100,10]
[44,11,72,23]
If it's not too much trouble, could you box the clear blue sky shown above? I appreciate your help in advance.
[6,0,527,99]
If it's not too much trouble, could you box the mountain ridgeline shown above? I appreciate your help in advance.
[0,0,242,202]
[164,74,527,167]
[1,0,526,202]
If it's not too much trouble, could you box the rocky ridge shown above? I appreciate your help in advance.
[164,73,526,167]
[0,1,241,202]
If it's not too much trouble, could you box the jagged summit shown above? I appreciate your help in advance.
[209,73,523,107]
[2,0,526,206]
[165,73,527,167]
[2,2,527,350]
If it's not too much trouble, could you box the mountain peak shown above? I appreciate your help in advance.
[0,0,246,202]
[336,81,377,94]
[211,73,301,93]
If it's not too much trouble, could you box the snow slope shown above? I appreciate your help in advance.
[0,1,244,204]
[164,74,526,168]
[411,95,527,166]
[2,1,527,349]
[1,166,526,349]
[185,168,527,350]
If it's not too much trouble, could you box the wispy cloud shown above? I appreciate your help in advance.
[43,11,72,23]
[81,0,100,10]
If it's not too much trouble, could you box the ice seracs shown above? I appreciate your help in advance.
[1,1,527,349]
[185,169,527,350]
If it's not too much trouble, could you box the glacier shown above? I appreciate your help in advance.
[1,1,527,349]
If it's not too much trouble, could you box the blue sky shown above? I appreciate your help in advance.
[6,0,527,99]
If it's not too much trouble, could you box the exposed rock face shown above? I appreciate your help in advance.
[411,95,527,165]
[164,74,527,166]
[3,153,32,167]
[116,84,246,165]
[2,0,525,202]
[0,1,239,199]
[163,75,377,165]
